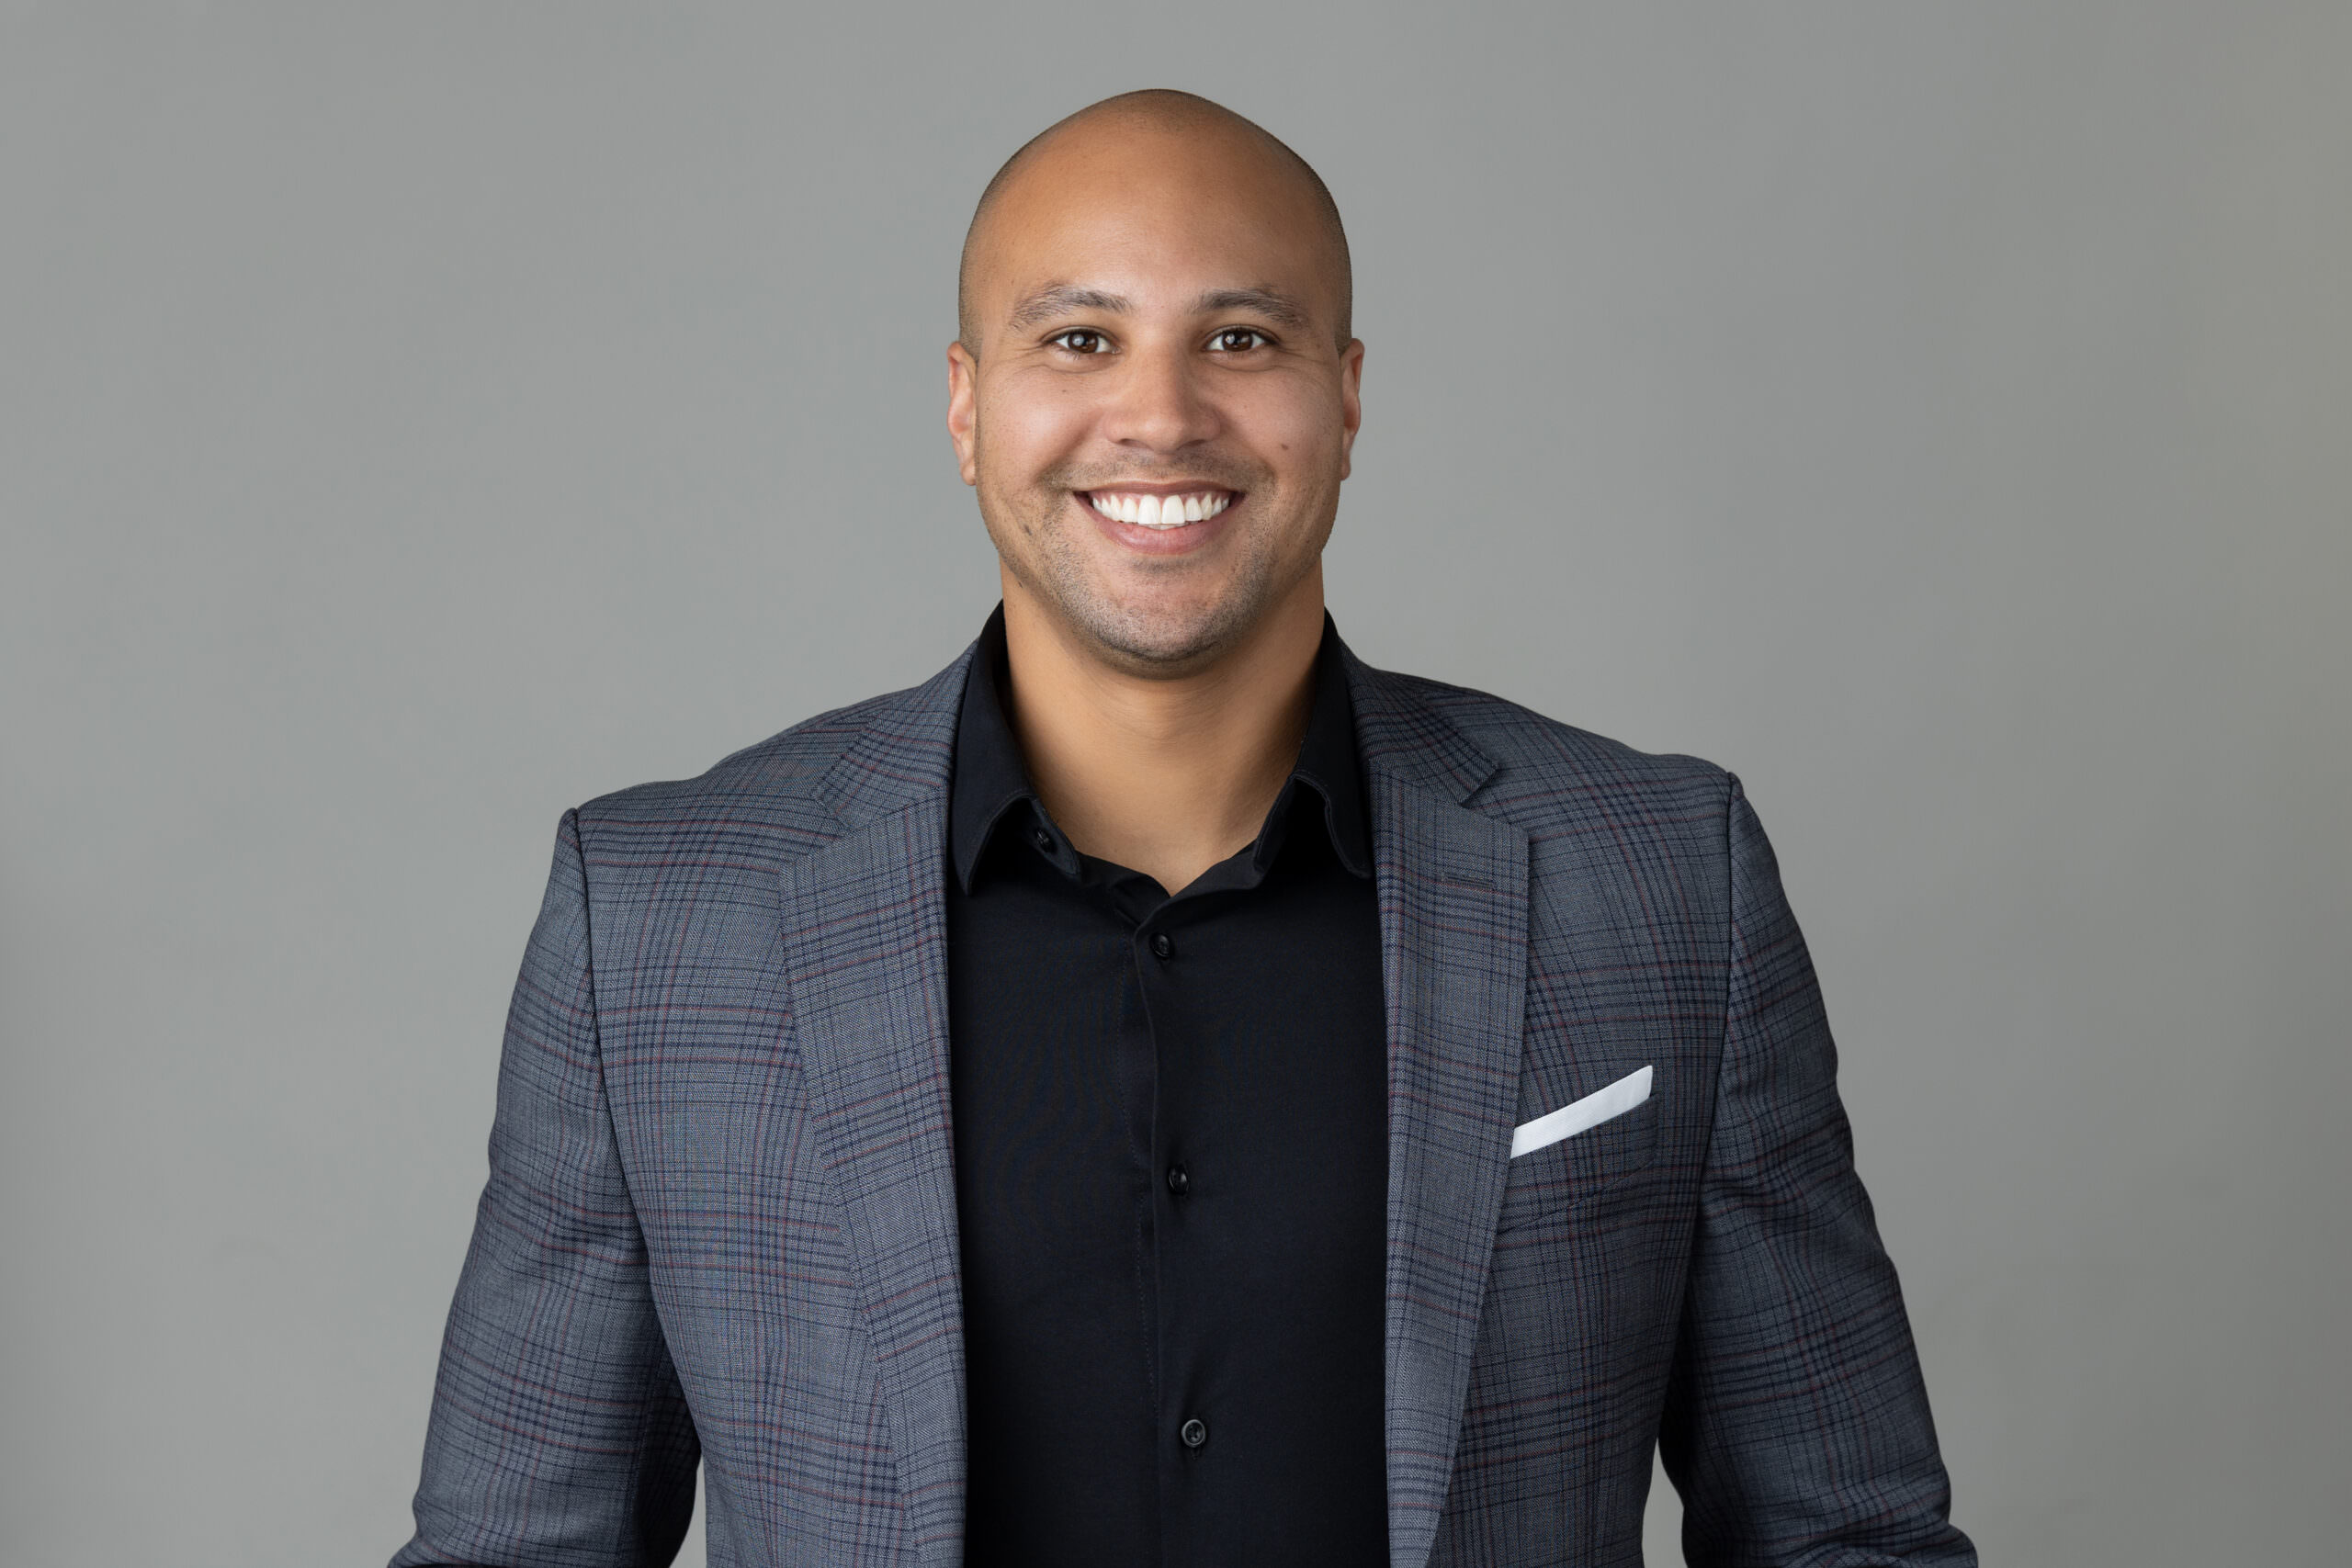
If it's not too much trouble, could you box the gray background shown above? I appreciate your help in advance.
[3,5,2345,1563]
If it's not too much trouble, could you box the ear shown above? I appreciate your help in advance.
[946,341,980,487]
[1336,339,1365,480]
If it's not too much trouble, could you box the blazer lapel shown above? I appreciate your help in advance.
[1348,654,1532,1568]
[772,642,1527,1568]
[774,655,971,1568]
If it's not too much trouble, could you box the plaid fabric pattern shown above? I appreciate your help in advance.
[393,642,1971,1568]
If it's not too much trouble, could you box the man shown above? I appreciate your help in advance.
[394,90,1973,1568]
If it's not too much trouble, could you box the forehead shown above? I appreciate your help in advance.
[973,124,1340,320]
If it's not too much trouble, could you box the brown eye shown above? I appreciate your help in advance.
[1210,329,1266,352]
[1054,330,1107,354]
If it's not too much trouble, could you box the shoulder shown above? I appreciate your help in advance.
[563,685,925,870]
[562,637,973,852]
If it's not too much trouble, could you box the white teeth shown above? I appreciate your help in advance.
[1088,491,1233,528]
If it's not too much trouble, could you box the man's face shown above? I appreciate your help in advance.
[948,123,1363,673]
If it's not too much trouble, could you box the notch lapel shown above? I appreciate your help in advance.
[775,659,970,1568]
[1350,658,1531,1568]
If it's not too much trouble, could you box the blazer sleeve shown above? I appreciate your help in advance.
[1657,779,1975,1567]
[391,811,700,1568]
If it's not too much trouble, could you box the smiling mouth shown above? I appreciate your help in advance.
[1080,489,1237,529]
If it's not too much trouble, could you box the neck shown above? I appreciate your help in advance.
[999,569,1327,896]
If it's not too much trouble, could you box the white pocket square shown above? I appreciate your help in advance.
[1510,1065,1654,1158]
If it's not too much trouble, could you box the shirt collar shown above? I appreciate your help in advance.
[950,605,1372,894]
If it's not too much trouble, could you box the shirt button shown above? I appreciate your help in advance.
[1032,828,1056,854]
[1166,1164,1190,1196]
[1180,1417,1209,1450]
[1151,932,1173,960]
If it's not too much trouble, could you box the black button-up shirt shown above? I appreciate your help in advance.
[945,609,1388,1568]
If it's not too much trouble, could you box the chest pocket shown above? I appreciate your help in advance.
[1495,1068,1661,1233]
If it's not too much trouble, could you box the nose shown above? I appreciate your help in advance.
[1099,339,1222,455]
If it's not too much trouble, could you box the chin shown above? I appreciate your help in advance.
[1072,590,1262,672]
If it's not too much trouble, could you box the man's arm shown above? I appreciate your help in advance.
[391,811,699,1568]
[1657,780,1973,1567]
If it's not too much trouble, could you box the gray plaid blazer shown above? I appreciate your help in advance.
[393,637,1973,1568]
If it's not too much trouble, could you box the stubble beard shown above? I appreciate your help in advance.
[978,455,1331,677]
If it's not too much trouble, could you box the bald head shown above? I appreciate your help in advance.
[944,89,1364,676]
[958,90,1351,354]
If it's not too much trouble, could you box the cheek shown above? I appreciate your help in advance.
[978,377,1097,479]
[1227,378,1346,475]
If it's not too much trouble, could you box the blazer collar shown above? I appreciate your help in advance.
[810,645,973,830]
[1340,644,1500,807]
[806,624,1502,824]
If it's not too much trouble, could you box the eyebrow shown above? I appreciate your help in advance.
[1193,288,1311,331]
[1001,284,1315,333]
[1005,286,1130,331]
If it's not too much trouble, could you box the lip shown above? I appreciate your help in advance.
[1076,485,1242,558]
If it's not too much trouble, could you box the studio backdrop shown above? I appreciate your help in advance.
[3,5,2345,1564]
